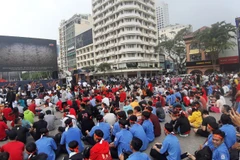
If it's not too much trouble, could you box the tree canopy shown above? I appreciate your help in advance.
[158,27,192,74]
[97,63,111,73]
[194,21,236,68]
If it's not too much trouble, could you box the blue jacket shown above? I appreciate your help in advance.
[60,127,84,154]
[130,123,149,151]
[114,129,133,156]
[89,122,111,142]
[127,152,151,160]
[160,134,181,160]
[212,142,230,160]
[36,136,57,160]
[220,124,237,149]
[175,92,182,101]
[142,119,154,142]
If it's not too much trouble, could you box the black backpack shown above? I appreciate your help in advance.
[194,146,212,160]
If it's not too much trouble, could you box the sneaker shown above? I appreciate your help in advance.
[179,134,189,137]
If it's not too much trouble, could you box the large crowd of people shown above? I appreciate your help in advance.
[0,73,240,160]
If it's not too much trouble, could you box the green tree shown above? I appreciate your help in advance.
[97,63,111,76]
[157,27,192,74]
[194,21,236,71]
[82,65,95,72]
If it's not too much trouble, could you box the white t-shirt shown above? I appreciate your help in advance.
[27,84,31,91]
[62,115,77,129]
[165,77,170,83]
[102,97,110,106]
[216,99,224,111]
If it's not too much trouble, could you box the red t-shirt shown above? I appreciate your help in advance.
[2,108,14,121]
[96,95,103,102]
[0,121,8,140]
[183,96,190,106]
[76,99,81,107]
[148,83,153,92]
[56,100,63,110]
[89,140,112,160]
[119,92,126,102]
[28,103,36,114]
[69,108,77,117]
[236,84,240,102]
[67,100,73,106]
[1,141,25,160]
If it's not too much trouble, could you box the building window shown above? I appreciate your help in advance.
[190,53,202,61]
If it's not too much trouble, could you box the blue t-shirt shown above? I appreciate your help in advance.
[114,129,133,156]
[127,152,151,160]
[212,143,230,160]
[142,119,154,142]
[89,122,111,142]
[220,124,237,149]
[160,134,181,160]
[60,127,84,154]
[112,121,121,136]
[36,137,57,160]
[130,123,149,151]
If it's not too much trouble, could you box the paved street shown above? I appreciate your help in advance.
[0,99,225,160]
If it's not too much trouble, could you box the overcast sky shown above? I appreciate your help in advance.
[0,0,239,42]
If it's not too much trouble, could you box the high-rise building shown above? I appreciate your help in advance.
[156,1,169,30]
[59,14,92,72]
[159,24,192,40]
[92,0,159,77]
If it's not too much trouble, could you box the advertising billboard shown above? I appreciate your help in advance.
[76,29,93,49]
[0,36,58,72]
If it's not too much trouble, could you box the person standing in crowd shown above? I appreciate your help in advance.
[1,130,25,160]
[151,123,181,160]
[127,137,151,160]
[35,128,57,160]
[194,110,216,137]
[60,118,84,154]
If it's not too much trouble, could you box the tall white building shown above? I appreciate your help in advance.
[156,1,169,30]
[92,0,159,77]
[59,14,92,72]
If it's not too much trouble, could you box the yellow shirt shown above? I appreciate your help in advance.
[130,101,139,109]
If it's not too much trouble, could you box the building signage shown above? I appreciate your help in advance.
[186,60,213,67]
[219,56,239,64]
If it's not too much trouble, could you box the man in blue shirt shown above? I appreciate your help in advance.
[219,114,236,149]
[36,128,57,160]
[86,114,111,144]
[60,118,84,154]
[110,119,133,159]
[141,111,155,142]
[170,92,176,105]
[90,95,96,107]
[212,129,230,160]
[174,89,182,101]
[151,123,181,160]
[129,115,149,151]
[166,92,172,106]
[204,121,219,151]
[127,137,151,160]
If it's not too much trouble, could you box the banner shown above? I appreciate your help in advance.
[0,79,62,90]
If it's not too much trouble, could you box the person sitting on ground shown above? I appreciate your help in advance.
[209,94,223,113]
[1,130,25,160]
[188,105,202,128]
[150,123,181,160]
[60,118,84,154]
[26,142,48,160]
[109,119,133,159]
[85,114,111,145]
[112,111,127,142]
[123,100,133,115]
[44,110,56,131]
[0,115,8,141]
[194,110,216,138]
[145,106,161,137]
[103,106,116,126]
[141,111,155,142]
[203,121,219,150]
[12,117,29,144]
[173,110,191,137]
[54,126,67,157]
[129,115,149,152]
[130,98,139,109]
[127,137,151,160]
[36,128,57,160]
[23,107,35,124]
[19,113,31,129]
[89,129,112,160]
[219,114,236,149]
[155,101,165,122]
[63,141,83,160]
[30,113,47,141]
[133,106,142,123]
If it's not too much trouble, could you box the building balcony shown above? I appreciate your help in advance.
[117,22,141,29]
[96,54,104,59]
[118,30,142,37]
[118,39,143,44]
[116,12,141,21]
